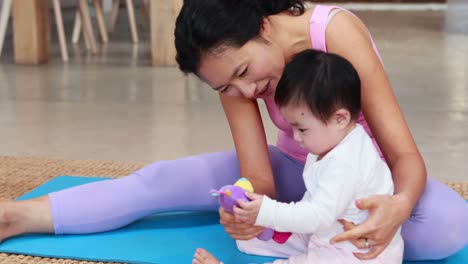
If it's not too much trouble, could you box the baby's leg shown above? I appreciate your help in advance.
[402,178,468,260]
[270,236,352,264]
[192,248,222,264]
[237,233,309,259]
[272,250,368,264]
[273,234,404,264]
[272,246,387,264]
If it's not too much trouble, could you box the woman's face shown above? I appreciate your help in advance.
[197,39,285,100]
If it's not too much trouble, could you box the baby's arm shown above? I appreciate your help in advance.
[233,192,264,224]
[255,160,359,234]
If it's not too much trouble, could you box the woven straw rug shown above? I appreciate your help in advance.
[0,156,467,264]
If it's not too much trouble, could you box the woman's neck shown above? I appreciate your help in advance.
[268,8,315,63]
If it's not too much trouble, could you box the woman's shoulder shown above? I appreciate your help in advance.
[324,8,372,54]
[325,7,368,35]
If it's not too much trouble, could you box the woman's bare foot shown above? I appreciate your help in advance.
[192,248,222,264]
[0,196,54,243]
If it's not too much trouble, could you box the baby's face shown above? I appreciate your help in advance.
[281,104,341,157]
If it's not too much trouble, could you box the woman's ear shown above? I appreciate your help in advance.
[333,109,351,129]
[260,17,272,38]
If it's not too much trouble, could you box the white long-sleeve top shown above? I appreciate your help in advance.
[256,124,401,251]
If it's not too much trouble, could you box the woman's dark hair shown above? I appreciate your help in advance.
[175,0,304,74]
[275,50,361,123]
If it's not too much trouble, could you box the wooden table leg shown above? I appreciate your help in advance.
[12,0,49,64]
[150,0,182,66]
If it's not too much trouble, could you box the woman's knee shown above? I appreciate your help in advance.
[402,179,468,260]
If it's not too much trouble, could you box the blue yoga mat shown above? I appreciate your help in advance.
[0,176,466,264]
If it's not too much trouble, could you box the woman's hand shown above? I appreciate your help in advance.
[331,194,412,259]
[219,207,264,240]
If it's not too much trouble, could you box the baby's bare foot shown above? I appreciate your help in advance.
[192,248,222,264]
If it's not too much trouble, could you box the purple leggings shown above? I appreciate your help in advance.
[48,146,468,261]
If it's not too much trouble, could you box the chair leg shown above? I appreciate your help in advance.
[125,0,138,43]
[83,24,91,50]
[0,0,12,56]
[52,0,69,62]
[78,0,98,54]
[72,10,92,51]
[71,10,81,44]
[108,0,120,34]
[93,0,108,43]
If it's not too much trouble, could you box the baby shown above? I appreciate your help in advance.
[193,50,403,264]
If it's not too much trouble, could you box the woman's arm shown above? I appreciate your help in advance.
[326,11,427,258]
[220,94,276,198]
[218,94,276,240]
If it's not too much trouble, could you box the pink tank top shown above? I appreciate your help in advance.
[264,5,384,163]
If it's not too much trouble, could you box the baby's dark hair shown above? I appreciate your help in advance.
[175,0,304,74]
[275,50,361,123]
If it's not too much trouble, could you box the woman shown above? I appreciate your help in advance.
[174,0,467,260]
[0,0,466,261]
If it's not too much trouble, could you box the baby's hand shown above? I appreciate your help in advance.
[233,192,263,225]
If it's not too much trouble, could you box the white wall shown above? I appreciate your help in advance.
[447,0,468,33]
